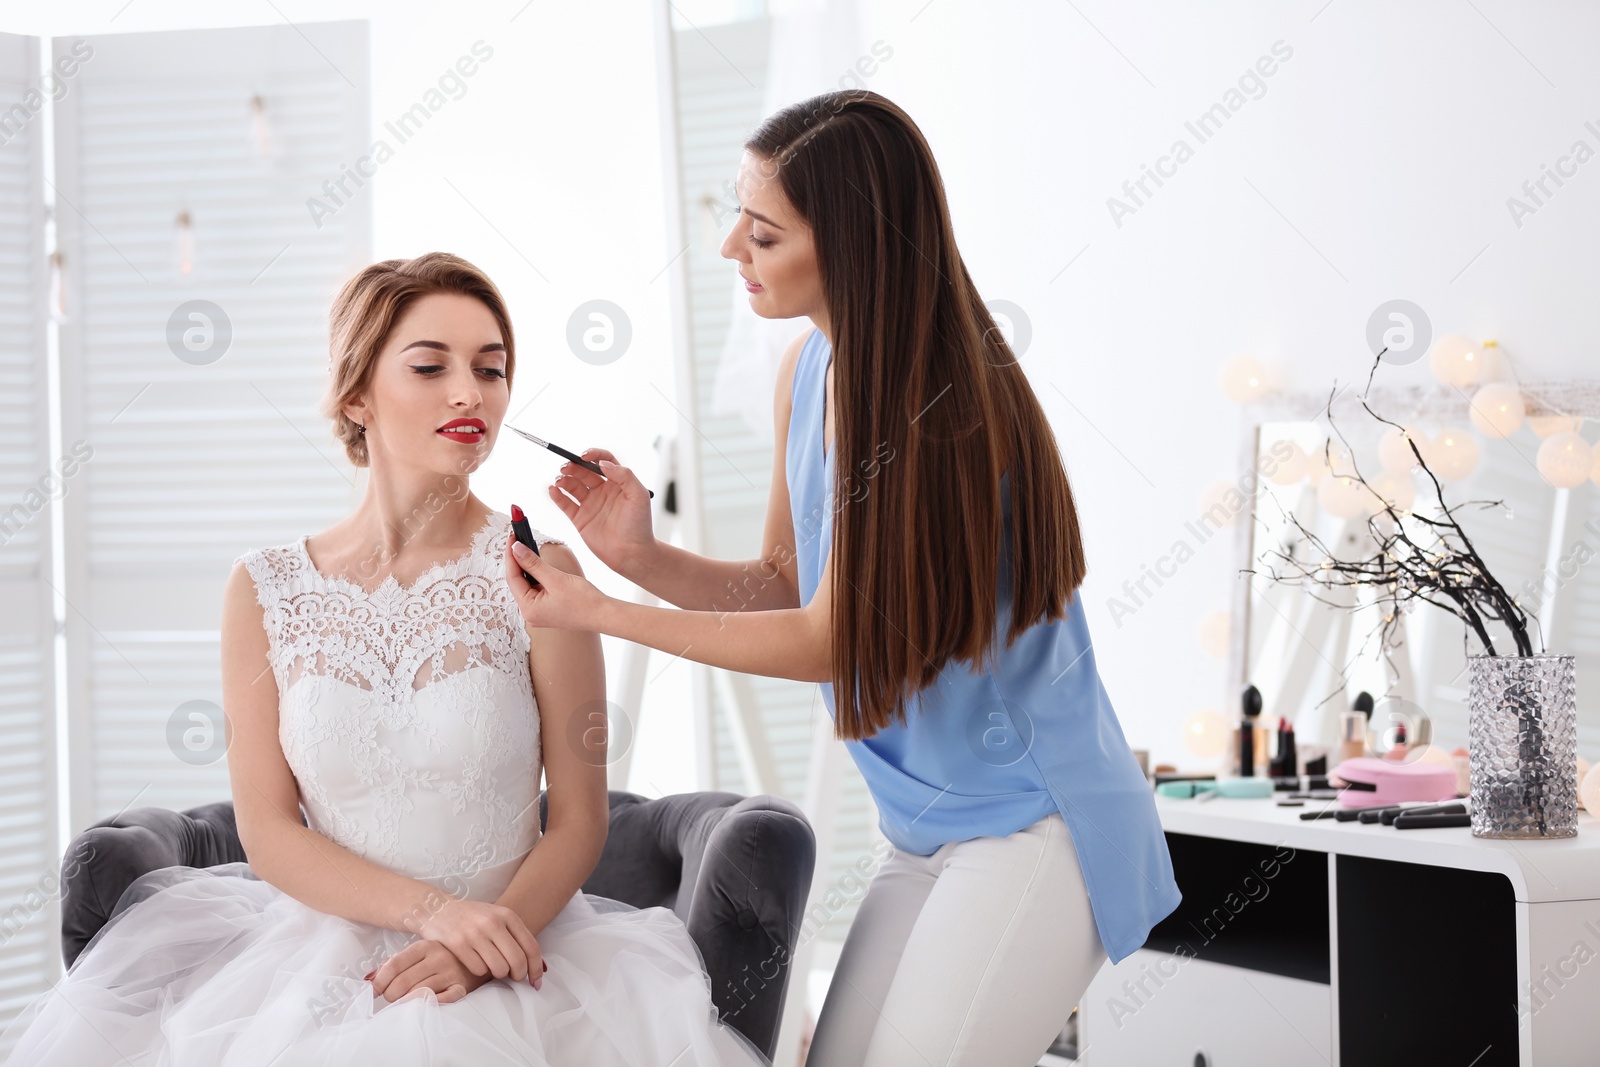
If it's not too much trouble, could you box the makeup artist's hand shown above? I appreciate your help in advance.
[548,448,656,578]
[504,532,607,632]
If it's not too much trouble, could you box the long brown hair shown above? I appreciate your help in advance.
[747,91,1088,742]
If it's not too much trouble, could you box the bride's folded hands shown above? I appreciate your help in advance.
[399,895,543,987]
[370,892,547,1003]
[369,939,494,1005]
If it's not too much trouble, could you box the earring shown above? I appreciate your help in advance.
[358,422,366,435]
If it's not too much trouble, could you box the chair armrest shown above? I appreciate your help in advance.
[681,794,816,1057]
[61,801,257,968]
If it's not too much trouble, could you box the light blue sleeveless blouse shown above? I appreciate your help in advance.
[785,328,1181,964]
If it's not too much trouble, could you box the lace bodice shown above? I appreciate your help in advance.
[235,510,564,902]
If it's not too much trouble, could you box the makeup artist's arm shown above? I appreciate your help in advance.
[549,328,813,613]
[508,538,833,684]
[221,562,540,980]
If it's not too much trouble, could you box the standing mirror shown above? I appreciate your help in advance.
[1235,379,1600,764]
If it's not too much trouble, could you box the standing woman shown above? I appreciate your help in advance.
[507,90,1181,1067]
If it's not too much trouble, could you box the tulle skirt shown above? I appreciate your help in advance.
[1,862,771,1066]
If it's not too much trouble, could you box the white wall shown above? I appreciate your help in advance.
[850,0,1600,767]
[13,0,1598,774]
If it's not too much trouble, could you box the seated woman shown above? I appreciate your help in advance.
[0,252,770,1066]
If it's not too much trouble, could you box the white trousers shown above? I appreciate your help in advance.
[806,811,1107,1067]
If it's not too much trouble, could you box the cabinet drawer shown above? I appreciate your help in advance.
[1080,951,1331,1066]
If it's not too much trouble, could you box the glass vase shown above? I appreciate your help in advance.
[1467,653,1578,839]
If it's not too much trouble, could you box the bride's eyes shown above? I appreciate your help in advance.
[411,365,507,380]
[748,234,774,250]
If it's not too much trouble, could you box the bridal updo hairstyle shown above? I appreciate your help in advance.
[322,252,517,467]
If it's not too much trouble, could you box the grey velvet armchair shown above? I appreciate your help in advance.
[58,789,815,1058]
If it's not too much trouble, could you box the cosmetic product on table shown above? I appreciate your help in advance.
[1272,775,1336,792]
[1153,773,1218,785]
[1298,799,1470,824]
[1339,691,1373,763]
[1237,684,1264,777]
[1155,778,1276,800]
[1357,799,1462,824]
[1385,721,1409,761]
[1382,801,1466,825]
[1393,811,1471,829]
[1298,808,1351,820]
[1299,804,1388,821]
[1330,755,1456,808]
[1270,717,1299,778]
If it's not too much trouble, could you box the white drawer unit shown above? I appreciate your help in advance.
[1069,797,1600,1065]
[1082,952,1331,1066]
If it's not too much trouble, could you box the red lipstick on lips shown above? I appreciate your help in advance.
[437,417,486,443]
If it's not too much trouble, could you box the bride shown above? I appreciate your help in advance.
[0,252,771,1066]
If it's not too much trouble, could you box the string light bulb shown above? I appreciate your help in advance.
[1379,425,1430,476]
[1425,426,1480,481]
[1536,430,1593,489]
[1220,354,1274,404]
[1468,382,1525,438]
[1429,334,1481,388]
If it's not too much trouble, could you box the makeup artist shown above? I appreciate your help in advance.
[502,90,1180,1067]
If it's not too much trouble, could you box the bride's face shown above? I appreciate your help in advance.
[350,292,510,477]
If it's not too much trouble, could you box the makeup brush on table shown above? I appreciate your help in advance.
[508,426,654,499]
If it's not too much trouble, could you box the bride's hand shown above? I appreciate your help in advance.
[503,532,606,632]
[370,938,548,1003]
[408,897,544,986]
[370,940,494,1004]
[548,449,656,576]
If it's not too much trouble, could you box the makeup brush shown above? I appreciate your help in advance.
[508,426,654,499]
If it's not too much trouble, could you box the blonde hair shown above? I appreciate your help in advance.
[322,252,516,467]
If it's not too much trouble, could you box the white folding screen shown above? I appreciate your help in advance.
[51,22,371,832]
[0,31,64,1044]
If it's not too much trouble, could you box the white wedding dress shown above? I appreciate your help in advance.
[0,509,771,1066]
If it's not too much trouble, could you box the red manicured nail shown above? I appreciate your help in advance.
[364,970,375,981]
[542,961,548,973]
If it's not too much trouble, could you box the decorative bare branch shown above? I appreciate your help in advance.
[1242,349,1539,683]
